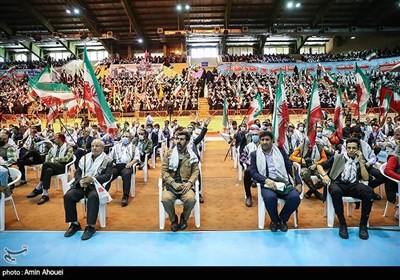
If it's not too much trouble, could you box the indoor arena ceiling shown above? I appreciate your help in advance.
[1,0,400,57]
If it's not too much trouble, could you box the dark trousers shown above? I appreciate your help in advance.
[40,162,66,190]
[74,149,87,169]
[64,187,99,225]
[17,150,44,180]
[261,187,301,224]
[367,165,386,189]
[243,168,253,198]
[329,181,374,224]
[111,164,133,197]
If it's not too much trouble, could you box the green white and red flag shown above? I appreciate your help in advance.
[305,78,323,147]
[333,86,344,138]
[355,63,371,116]
[272,70,289,148]
[83,47,117,133]
[245,94,263,128]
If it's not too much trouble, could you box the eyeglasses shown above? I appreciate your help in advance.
[138,133,144,135]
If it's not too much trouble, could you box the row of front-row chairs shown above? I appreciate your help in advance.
[2,162,398,232]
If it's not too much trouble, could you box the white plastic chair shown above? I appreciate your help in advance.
[151,143,166,169]
[158,177,200,230]
[141,153,150,182]
[0,168,21,231]
[233,146,238,169]
[115,163,137,198]
[55,155,76,194]
[257,162,304,229]
[379,162,400,226]
[24,164,42,180]
[326,180,370,228]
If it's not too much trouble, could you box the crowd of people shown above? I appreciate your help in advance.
[0,113,211,239]
[229,113,400,239]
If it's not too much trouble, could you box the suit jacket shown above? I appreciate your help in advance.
[250,146,302,186]
[76,136,95,153]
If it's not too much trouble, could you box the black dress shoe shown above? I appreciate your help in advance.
[199,193,204,204]
[27,188,42,198]
[373,193,382,201]
[18,180,27,187]
[64,223,82,237]
[339,223,349,239]
[359,224,369,240]
[121,197,128,207]
[81,225,96,240]
[37,195,49,205]
[179,213,188,231]
[245,197,252,207]
[279,221,288,232]
[171,215,179,232]
[270,221,279,232]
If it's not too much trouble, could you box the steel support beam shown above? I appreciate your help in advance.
[224,0,233,29]
[65,0,112,53]
[0,46,9,60]
[0,20,46,60]
[19,41,45,60]
[120,0,147,49]
[311,0,336,28]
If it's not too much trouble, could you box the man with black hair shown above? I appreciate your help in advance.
[161,129,199,231]
[318,137,374,240]
[26,133,73,205]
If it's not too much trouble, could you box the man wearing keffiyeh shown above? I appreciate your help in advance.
[318,138,374,240]
[161,130,199,232]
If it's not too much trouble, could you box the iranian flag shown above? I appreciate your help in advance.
[29,78,75,106]
[298,84,306,99]
[272,70,289,148]
[222,95,228,132]
[33,65,52,83]
[173,80,183,96]
[333,86,344,138]
[366,51,377,61]
[83,47,117,133]
[245,93,263,128]
[355,63,371,116]
[1,65,17,79]
[46,103,59,125]
[392,88,400,114]
[380,91,392,126]
[305,78,323,147]
[388,62,400,72]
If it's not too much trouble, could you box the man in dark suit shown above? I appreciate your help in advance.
[250,131,302,232]
[74,128,95,168]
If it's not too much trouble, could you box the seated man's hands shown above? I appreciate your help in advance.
[264,178,277,191]
[295,184,302,194]
[80,176,94,188]
[308,163,317,171]
[182,182,192,194]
